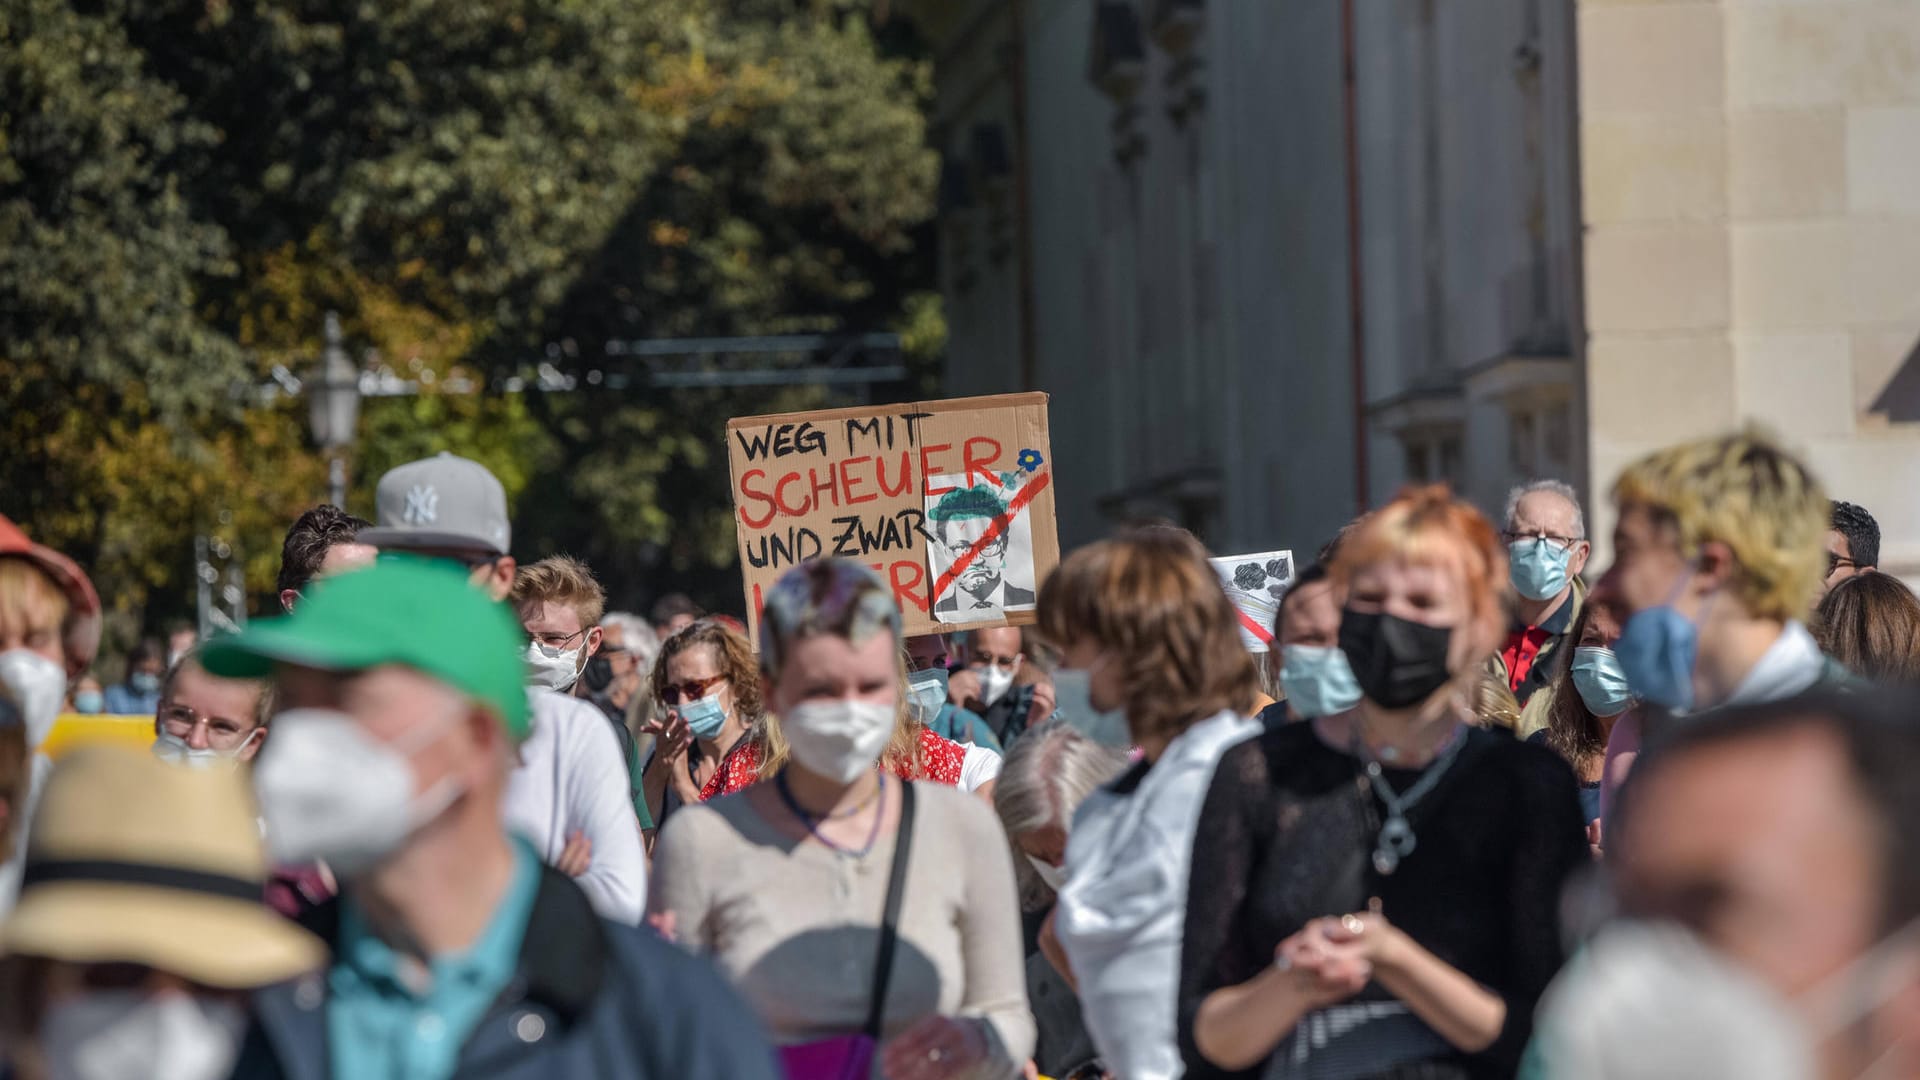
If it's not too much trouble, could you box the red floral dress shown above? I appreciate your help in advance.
[699,726,966,800]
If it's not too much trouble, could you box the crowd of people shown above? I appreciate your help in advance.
[1,427,1918,1080]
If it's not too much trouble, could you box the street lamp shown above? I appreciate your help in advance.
[308,311,362,508]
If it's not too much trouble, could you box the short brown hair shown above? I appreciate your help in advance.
[1814,572,1920,685]
[1037,527,1259,744]
[510,556,606,630]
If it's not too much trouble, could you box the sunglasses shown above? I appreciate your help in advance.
[659,674,727,706]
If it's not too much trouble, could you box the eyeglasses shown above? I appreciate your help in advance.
[1827,553,1857,576]
[659,674,727,706]
[528,627,590,650]
[1502,530,1584,554]
[158,705,251,741]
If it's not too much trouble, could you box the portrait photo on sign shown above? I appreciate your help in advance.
[927,475,1037,622]
[1210,550,1295,653]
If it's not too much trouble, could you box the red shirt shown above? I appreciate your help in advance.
[698,726,967,800]
[1500,625,1554,692]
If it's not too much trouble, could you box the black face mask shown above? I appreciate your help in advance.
[581,654,617,695]
[1338,608,1455,710]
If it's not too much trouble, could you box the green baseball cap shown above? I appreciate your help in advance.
[201,556,531,739]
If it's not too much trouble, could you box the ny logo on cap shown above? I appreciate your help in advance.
[403,485,439,525]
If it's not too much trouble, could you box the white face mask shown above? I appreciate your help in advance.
[781,699,895,783]
[0,647,67,750]
[40,992,247,1080]
[253,707,465,876]
[524,640,586,692]
[979,661,1018,707]
[1026,853,1067,892]
[1536,918,1920,1080]
[152,729,260,771]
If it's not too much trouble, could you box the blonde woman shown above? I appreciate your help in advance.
[649,559,1033,1079]
[695,635,981,799]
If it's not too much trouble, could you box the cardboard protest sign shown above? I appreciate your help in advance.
[1210,550,1295,652]
[727,393,1058,640]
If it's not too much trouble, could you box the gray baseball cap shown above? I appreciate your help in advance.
[357,452,512,555]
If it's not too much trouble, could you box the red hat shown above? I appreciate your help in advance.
[0,514,102,677]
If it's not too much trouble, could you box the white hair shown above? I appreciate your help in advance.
[992,720,1130,910]
[1505,479,1585,539]
[600,611,659,669]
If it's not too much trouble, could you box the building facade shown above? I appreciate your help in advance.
[909,0,1920,578]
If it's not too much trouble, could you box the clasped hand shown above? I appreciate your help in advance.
[1273,912,1400,1008]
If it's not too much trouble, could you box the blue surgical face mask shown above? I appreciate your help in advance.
[1051,666,1131,749]
[677,690,729,740]
[907,667,949,727]
[129,671,161,696]
[1570,646,1635,718]
[1613,572,1704,712]
[73,689,105,715]
[1277,644,1362,719]
[1509,538,1575,602]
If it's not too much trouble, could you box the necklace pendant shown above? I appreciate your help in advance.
[1373,847,1399,875]
[1380,815,1417,856]
[1379,744,1401,763]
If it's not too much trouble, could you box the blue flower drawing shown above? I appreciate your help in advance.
[1017,448,1044,473]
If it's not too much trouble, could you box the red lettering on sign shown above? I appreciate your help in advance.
[962,437,1004,489]
[876,452,913,498]
[839,456,877,506]
[738,469,777,530]
[809,466,838,512]
[888,560,929,613]
[774,471,810,518]
[921,444,955,496]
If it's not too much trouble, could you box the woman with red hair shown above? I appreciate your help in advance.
[1178,486,1586,1080]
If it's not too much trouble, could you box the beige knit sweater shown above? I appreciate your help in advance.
[650,780,1035,1079]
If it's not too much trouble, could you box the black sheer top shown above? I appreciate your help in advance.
[1178,721,1587,1080]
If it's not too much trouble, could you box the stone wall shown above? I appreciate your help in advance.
[1580,0,1920,577]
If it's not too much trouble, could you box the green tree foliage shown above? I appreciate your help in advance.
[514,1,940,609]
[0,0,938,637]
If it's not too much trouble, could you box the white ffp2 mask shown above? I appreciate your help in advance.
[0,648,66,750]
[40,992,247,1080]
[979,663,1017,707]
[253,707,465,876]
[781,699,895,783]
[1027,854,1067,892]
[525,641,586,692]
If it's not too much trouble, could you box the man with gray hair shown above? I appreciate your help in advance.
[1495,479,1592,731]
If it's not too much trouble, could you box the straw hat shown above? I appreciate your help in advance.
[0,745,324,988]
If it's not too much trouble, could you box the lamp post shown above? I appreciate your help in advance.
[309,311,362,508]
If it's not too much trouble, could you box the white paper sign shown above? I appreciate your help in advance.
[1210,550,1296,653]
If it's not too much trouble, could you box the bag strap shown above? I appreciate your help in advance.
[864,778,917,1040]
